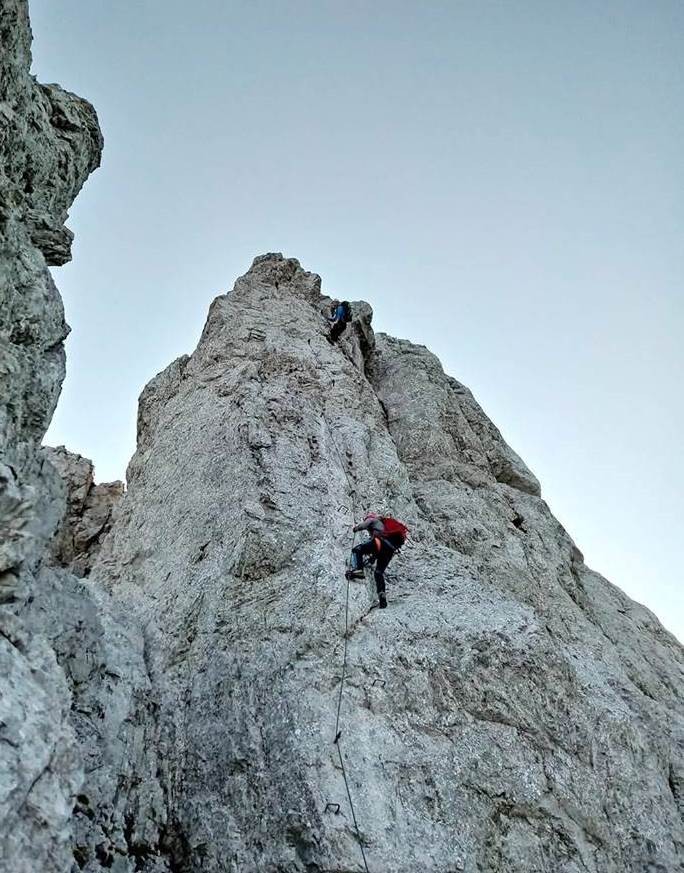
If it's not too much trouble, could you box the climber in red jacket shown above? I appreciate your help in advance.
[346,512,409,608]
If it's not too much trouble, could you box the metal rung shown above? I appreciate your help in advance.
[325,802,341,815]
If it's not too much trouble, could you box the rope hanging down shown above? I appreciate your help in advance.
[324,417,371,872]
[332,536,370,873]
[335,734,370,873]
[333,543,351,745]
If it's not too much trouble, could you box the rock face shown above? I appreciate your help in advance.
[0,2,104,870]
[46,446,124,576]
[84,254,682,872]
[1,5,683,872]
[0,0,102,597]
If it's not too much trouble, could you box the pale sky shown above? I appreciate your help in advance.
[31,1,682,641]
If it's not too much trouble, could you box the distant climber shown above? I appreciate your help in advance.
[346,512,409,608]
[327,300,352,342]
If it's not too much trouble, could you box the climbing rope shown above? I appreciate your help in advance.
[334,737,370,873]
[333,534,352,744]
[323,417,372,872]
[332,531,370,873]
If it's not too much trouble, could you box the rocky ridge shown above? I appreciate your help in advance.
[79,253,683,873]
[1,3,683,873]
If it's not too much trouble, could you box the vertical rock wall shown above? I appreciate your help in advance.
[1,4,683,872]
[0,3,106,870]
[89,254,684,872]
[0,0,102,595]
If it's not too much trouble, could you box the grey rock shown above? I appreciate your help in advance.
[1,4,683,871]
[45,445,124,577]
[0,607,81,873]
[87,254,684,872]
[0,0,102,578]
[23,566,167,873]
[368,333,540,496]
[0,2,104,870]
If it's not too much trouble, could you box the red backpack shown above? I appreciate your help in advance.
[381,516,409,543]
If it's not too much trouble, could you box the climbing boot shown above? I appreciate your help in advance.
[378,591,387,609]
[346,552,365,579]
[346,569,365,580]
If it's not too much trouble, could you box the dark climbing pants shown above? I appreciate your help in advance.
[330,320,347,342]
[351,538,397,595]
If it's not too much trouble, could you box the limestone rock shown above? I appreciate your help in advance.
[0,608,81,873]
[89,254,684,873]
[1,3,683,870]
[0,2,104,870]
[23,566,166,873]
[0,0,103,581]
[45,446,124,576]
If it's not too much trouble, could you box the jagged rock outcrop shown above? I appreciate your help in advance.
[46,446,124,576]
[2,4,683,871]
[22,565,165,873]
[0,2,104,870]
[0,0,102,595]
[82,253,683,872]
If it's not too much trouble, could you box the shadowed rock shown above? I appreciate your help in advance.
[45,446,124,577]
[0,2,105,870]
